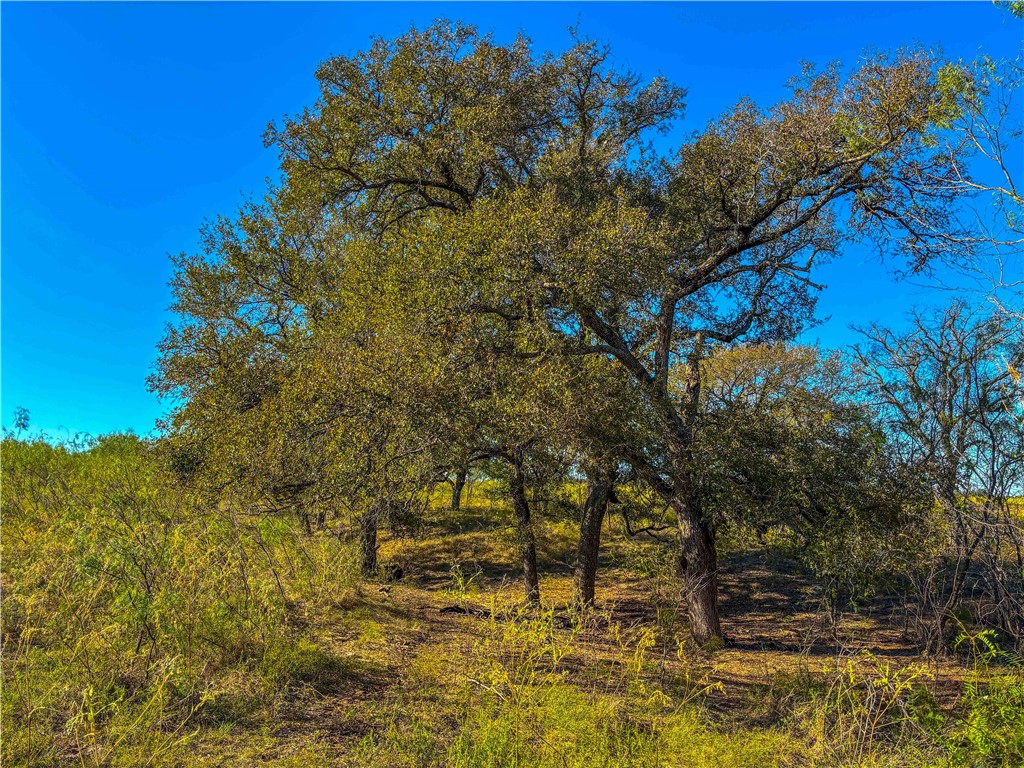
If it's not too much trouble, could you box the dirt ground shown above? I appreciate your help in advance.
[251,509,975,761]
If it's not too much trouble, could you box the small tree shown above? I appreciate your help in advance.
[854,302,1024,649]
[697,343,935,622]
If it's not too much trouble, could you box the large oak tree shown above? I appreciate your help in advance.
[157,21,981,645]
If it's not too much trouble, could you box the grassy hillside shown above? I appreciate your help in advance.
[3,436,1022,767]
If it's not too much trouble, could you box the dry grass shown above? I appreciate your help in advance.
[173,502,980,766]
[8,483,1011,767]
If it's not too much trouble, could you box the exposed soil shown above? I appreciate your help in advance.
[252,513,976,761]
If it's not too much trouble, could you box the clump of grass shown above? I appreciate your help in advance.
[746,661,827,725]
[806,652,939,766]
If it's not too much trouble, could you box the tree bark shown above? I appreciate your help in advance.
[929,510,982,653]
[673,490,722,647]
[670,337,722,647]
[451,468,467,511]
[509,460,541,604]
[360,505,379,577]
[573,467,617,607]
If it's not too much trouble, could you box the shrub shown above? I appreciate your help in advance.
[946,630,1024,767]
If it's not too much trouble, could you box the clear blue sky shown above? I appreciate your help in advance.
[2,2,1020,438]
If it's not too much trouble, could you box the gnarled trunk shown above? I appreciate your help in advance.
[360,506,379,577]
[673,337,722,647]
[673,491,722,647]
[510,460,540,604]
[573,467,617,607]
[451,468,467,511]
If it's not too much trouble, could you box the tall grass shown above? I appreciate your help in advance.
[1,434,357,766]
[5,436,1023,767]
[356,602,798,767]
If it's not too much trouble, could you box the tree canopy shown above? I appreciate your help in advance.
[154,21,987,646]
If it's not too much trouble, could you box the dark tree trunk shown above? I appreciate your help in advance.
[360,506,379,577]
[573,468,617,607]
[672,337,722,647]
[451,468,467,511]
[510,460,540,604]
[673,490,722,647]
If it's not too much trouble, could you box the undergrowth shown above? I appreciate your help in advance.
[3,436,1023,767]
[1,435,356,766]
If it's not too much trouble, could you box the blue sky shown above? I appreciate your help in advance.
[2,2,1021,438]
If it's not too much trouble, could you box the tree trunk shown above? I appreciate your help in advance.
[360,506,379,577]
[451,468,467,511]
[573,468,617,607]
[672,490,722,647]
[672,337,722,647]
[510,461,540,604]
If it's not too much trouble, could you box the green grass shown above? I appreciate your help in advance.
[4,435,1023,767]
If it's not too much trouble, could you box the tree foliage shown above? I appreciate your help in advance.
[154,21,986,645]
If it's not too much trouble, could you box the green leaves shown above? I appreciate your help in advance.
[152,19,995,640]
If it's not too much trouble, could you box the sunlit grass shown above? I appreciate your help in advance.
[4,437,1022,767]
